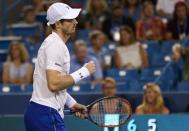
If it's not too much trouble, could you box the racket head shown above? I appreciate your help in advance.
[87,96,132,128]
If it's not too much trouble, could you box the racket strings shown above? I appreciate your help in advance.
[89,98,131,126]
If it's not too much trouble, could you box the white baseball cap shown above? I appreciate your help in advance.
[46,3,81,26]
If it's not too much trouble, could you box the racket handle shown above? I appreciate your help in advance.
[64,110,72,115]
[64,110,88,119]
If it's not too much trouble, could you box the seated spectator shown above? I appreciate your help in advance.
[136,1,165,41]
[114,26,149,69]
[102,77,117,97]
[21,6,38,25]
[70,40,103,84]
[20,6,43,60]
[136,83,170,114]
[172,44,189,81]
[2,41,33,84]
[156,0,184,18]
[32,0,46,13]
[88,30,111,69]
[85,0,109,30]
[102,3,135,41]
[122,0,142,22]
[166,1,189,40]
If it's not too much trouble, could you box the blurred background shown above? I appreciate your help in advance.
[0,0,189,131]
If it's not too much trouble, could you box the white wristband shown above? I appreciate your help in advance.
[70,66,90,83]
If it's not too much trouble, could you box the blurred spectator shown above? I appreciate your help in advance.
[102,3,135,40]
[70,40,103,84]
[32,0,46,13]
[136,1,165,41]
[2,41,33,84]
[102,77,117,97]
[85,0,109,30]
[172,44,189,81]
[21,6,37,25]
[114,26,149,69]
[141,0,157,6]
[20,6,43,60]
[122,0,142,22]
[136,83,170,114]
[156,0,184,18]
[166,1,189,40]
[88,30,110,69]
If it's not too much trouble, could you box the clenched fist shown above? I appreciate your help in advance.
[84,61,96,74]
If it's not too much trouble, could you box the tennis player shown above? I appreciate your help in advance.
[24,3,96,131]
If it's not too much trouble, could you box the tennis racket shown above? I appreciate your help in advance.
[64,96,132,128]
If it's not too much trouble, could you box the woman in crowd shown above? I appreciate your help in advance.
[136,83,170,114]
[166,1,189,40]
[136,1,165,41]
[122,0,142,22]
[114,26,148,69]
[3,41,33,84]
[85,0,109,30]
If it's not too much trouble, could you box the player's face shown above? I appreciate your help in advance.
[61,19,78,35]
[145,88,156,104]
[102,83,116,97]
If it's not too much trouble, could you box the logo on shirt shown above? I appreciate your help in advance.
[55,62,62,67]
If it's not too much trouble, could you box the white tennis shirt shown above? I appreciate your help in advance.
[31,32,76,118]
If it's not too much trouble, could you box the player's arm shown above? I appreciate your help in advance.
[46,61,95,92]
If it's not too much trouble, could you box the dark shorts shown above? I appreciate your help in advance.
[24,101,67,131]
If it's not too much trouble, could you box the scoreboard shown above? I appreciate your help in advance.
[119,115,189,131]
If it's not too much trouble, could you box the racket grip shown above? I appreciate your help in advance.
[64,110,72,115]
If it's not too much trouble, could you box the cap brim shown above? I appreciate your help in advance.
[61,8,81,19]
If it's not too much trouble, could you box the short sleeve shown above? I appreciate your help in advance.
[45,43,63,72]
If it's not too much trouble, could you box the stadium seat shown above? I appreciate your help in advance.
[8,23,41,38]
[117,81,129,92]
[143,41,160,56]
[129,80,143,91]
[0,84,24,93]
[161,41,174,55]
[67,83,93,93]
[150,54,166,67]
[36,12,47,23]
[93,84,102,92]
[106,68,139,81]
[25,85,33,93]
[76,29,90,41]
[177,82,189,91]
[140,67,162,81]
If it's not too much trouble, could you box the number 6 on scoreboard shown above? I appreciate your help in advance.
[148,119,157,131]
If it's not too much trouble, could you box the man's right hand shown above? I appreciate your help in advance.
[84,61,96,74]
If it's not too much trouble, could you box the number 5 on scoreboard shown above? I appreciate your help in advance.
[148,119,157,131]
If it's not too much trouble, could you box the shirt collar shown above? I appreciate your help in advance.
[52,31,65,45]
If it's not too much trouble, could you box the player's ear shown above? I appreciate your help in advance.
[55,21,62,29]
